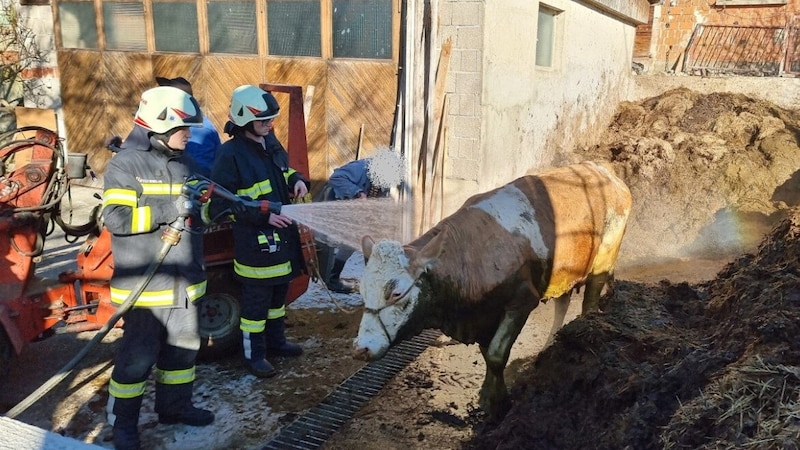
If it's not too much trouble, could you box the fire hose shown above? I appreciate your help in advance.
[4,178,280,419]
[4,216,187,419]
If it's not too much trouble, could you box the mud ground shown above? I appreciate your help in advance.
[3,85,800,449]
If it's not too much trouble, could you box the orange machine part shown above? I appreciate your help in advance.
[0,129,58,302]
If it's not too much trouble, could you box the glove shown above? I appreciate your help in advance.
[107,136,123,152]
[230,196,282,224]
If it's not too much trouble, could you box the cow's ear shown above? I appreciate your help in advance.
[410,231,445,278]
[362,235,376,260]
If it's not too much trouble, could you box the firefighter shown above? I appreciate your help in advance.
[210,85,310,378]
[102,86,214,450]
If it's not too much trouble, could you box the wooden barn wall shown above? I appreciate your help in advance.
[325,61,397,171]
[57,51,397,193]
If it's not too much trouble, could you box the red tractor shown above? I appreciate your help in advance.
[0,83,316,377]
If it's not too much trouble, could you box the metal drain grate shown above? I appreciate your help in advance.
[262,329,442,450]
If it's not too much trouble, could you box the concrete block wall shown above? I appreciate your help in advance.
[438,0,484,212]
[436,0,649,216]
[650,1,800,73]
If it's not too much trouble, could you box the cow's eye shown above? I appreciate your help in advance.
[383,279,398,302]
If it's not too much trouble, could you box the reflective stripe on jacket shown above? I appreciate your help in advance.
[102,145,206,308]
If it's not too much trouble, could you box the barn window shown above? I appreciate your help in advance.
[332,0,392,59]
[267,0,322,57]
[51,0,396,60]
[535,4,560,67]
[153,0,200,53]
[207,0,258,54]
[103,1,147,51]
[57,1,97,49]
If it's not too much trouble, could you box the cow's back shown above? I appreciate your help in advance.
[527,161,631,298]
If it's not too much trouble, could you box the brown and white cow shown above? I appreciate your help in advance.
[353,161,632,418]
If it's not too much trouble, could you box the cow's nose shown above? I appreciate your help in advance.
[353,347,370,361]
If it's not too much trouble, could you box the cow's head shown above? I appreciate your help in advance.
[353,233,443,361]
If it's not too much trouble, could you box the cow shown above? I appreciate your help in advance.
[353,160,632,418]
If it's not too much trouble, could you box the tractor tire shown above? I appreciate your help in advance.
[197,292,241,361]
[0,324,13,379]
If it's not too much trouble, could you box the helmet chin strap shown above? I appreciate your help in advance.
[149,134,180,155]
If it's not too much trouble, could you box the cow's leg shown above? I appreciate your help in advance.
[582,272,608,313]
[546,293,571,345]
[478,306,532,419]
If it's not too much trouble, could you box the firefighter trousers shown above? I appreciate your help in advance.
[240,282,289,360]
[106,305,201,428]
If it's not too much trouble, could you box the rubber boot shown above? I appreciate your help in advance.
[265,317,303,357]
[155,381,215,426]
[316,243,335,284]
[326,258,358,294]
[107,396,142,450]
[242,330,277,378]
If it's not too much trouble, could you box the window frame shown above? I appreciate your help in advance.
[51,0,399,62]
[535,3,562,70]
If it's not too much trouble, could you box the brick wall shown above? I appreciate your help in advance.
[650,0,800,72]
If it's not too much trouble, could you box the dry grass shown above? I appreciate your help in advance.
[662,356,800,449]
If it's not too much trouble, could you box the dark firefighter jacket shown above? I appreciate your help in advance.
[209,132,309,285]
[102,142,206,308]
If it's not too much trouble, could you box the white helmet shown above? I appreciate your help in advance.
[134,86,203,134]
[228,85,280,127]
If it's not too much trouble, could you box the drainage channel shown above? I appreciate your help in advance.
[262,328,442,450]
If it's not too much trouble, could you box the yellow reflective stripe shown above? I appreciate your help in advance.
[111,286,174,307]
[240,317,266,333]
[109,378,146,399]
[237,179,272,199]
[155,366,195,385]
[103,188,138,208]
[268,305,286,320]
[200,202,211,225]
[233,260,292,279]
[187,280,207,302]
[257,232,281,245]
[283,169,297,184]
[141,183,183,195]
[131,206,151,232]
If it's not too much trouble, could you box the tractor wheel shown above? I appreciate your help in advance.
[0,324,13,379]
[197,292,241,361]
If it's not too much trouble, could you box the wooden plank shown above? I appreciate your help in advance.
[14,107,56,131]
[434,38,452,126]
[427,95,448,227]
[12,107,57,167]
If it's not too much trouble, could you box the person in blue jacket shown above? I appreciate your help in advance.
[155,77,221,178]
[316,155,393,293]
